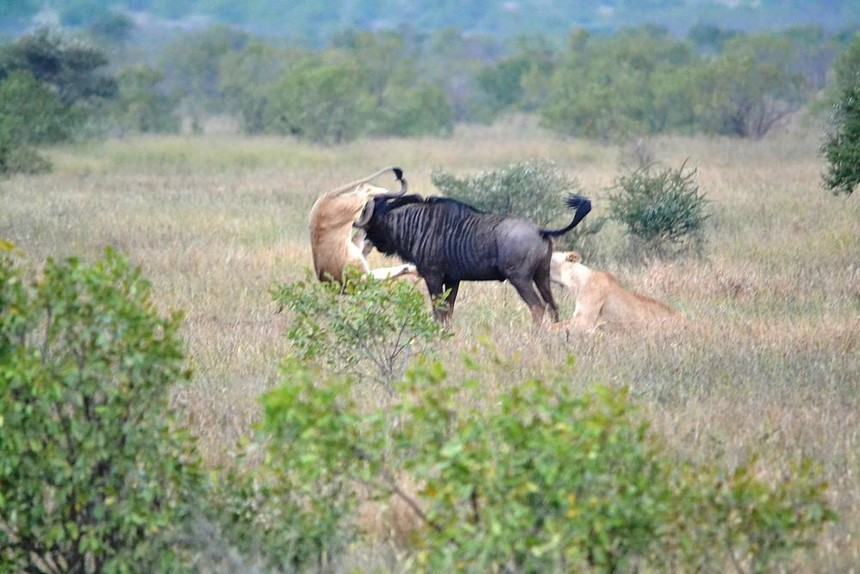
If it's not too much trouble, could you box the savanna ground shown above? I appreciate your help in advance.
[1,115,858,571]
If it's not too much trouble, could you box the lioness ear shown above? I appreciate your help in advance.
[566,252,581,263]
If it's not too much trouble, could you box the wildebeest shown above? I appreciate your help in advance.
[308,166,416,283]
[355,193,592,325]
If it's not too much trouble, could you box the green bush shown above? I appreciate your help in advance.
[271,268,447,391]
[431,160,605,253]
[256,355,835,573]
[0,250,201,572]
[213,271,444,569]
[823,79,860,196]
[609,161,709,255]
[208,362,371,571]
[0,143,52,175]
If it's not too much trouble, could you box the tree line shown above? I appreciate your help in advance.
[1,23,859,192]
[3,0,857,44]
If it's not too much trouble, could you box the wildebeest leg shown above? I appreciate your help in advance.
[507,276,546,326]
[534,274,560,323]
[423,275,449,324]
[443,281,460,323]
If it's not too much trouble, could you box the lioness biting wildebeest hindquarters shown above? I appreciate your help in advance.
[550,251,685,333]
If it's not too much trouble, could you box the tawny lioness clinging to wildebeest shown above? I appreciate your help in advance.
[308,166,415,283]
[354,192,592,326]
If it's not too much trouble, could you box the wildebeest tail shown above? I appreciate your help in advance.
[540,195,592,238]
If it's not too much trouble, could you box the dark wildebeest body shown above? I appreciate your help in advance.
[358,194,591,325]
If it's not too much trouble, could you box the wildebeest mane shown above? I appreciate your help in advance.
[425,196,486,214]
[371,194,487,221]
[377,193,588,233]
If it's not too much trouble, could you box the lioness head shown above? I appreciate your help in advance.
[550,251,583,287]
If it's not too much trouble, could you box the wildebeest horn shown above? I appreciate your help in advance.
[355,199,375,227]
[355,173,408,228]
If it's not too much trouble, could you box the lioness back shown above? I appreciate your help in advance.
[600,270,682,326]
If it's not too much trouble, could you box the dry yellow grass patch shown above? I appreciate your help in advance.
[1,122,858,568]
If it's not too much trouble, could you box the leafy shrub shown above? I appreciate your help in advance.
[431,160,605,254]
[271,268,447,391]
[208,362,373,572]
[609,161,709,255]
[249,348,836,573]
[822,67,860,195]
[0,250,202,572]
[0,142,51,175]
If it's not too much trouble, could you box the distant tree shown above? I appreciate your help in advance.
[693,34,808,138]
[0,70,79,145]
[330,30,456,137]
[265,55,375,144]
[823,33,860,196]
[687,23,739,54]
[542,27,695,140]
[219,42,286,134]
[109,66,179,134]
[0,27,117,108]
[0,70,78,174]
[332,29,418,105]
[159,26,250,119]
[87,9,135,47]
[649,63,700,134]
[215,28,459,140]
[375,82,454,137]
[418,28,499,123]
[832,31,860,95]
[476,35,556,116]
[783,26,840,92]
[0,28,117,171]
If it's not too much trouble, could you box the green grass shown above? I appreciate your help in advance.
[1,120,858,570]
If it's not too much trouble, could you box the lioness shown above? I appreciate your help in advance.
[550,251,684,333]
[308,167,417,282]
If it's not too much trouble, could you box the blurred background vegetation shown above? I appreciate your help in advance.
[1,1,859,173]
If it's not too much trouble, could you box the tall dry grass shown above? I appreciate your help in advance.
[1,118,857,570]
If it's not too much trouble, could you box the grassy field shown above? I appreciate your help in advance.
[1,117,858,570]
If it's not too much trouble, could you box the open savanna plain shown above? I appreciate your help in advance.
[2,118,858,571]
